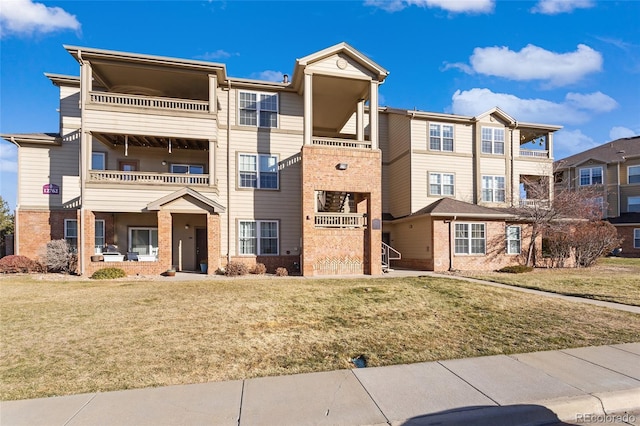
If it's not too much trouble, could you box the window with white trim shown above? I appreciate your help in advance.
[455,223,485,255]
[634,229,640,249]
[92,152,105,170]
[238,154,278,189]
[628,196,640,213]
[239,220,279,255]
[239,91,278,128]
[429,173,454,196]
[629,166,640,184]
[579,166,603,186]
[171,164,204,174]
[429,123,454,152]
[129,228,158,256]
[64,219,78,252]
[506,225,521,255]
[95,220,105,253]
[482,176,506,202]
[481,127,505,155]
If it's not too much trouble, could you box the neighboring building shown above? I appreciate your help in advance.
[554,137,640,257]
[2,43,562,275]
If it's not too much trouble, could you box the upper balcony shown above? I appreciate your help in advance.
[89,91,210,114]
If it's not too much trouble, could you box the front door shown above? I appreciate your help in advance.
[196,228,207,269]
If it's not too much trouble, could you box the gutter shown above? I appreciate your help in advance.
[226,79,232,266]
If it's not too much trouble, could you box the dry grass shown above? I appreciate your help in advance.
[2,273,640,401]
[459,257,640,306]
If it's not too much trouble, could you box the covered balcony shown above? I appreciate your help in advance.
[519,175,551,208]
[86,132,216,189]
[518,128,554,159]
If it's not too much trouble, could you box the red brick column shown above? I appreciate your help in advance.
[207,213,221,274]
[157,210,172,271]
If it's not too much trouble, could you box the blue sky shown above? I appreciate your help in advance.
[1,0,639,212]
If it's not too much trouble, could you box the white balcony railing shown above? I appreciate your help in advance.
[88,170,209,185]
[315,213,367,228]
[312,137,372,149]
[519,149,549,159]
[90,92,209,113]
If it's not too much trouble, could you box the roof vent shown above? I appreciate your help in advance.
[617,150,625,154]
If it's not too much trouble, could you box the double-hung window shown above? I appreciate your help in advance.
[64,219,78,252]
[579,167,603,186]
[95,220,105,253]
[628,196,640,213]
[455,223,486,255]
[239,220,279,255]
[634,229,640,249]
[171,164,204,174]
[429,123,454,151]
[129,228,158,256]
[239,91,278,128]
[506,225,521,255]
[429,173,454,196]
[628,166,640,184]
[481,127,505,155]
[239,154,278,189]
[482,176,506,202]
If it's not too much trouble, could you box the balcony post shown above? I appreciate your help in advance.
[209,139,216,187]
[304,71,313,146]
[208,74,217,114]
[356,99,364,142]
[369,80,379,150]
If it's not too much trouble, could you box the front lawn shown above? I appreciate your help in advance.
[1,273,639,401]
[459,257,640,306]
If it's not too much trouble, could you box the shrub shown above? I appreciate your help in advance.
[251,263,267,275]
[225,261,249,276]
[44,239,77,273]
[0,255,45,273]
[497,265,534,274]
[91,267,126,280]
[275,267,288,277]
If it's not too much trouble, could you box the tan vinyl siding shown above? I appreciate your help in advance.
[479,157,507,175]
[455,123,473,154]
[18,143,80,209]
[279,92,304,131]
[387,114,411,161]
[84,109,217,140]
[227,129,302,257]
[92,143,210,174]
[512,159,553,177]
[387,219,432,260]
[60,86,81,128]
[412,154,474,209]
[84,188,222,212]
[606,164,618,186]
[388,155,411,218]
[306,53,377,79]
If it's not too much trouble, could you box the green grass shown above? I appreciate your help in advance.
[1,273,639,401]
[459,257,640,306]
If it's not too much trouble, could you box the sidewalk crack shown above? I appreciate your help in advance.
[63,393,97,426]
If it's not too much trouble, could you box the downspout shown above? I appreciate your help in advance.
[9,137,20,254]
[617,161,621,217]
[226,79,232,265]
[510,121,518,207]
[445,215,457,271]
[78,49,85,275]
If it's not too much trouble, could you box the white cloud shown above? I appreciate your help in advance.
[450,88,617,125]
[531,0,595,15]
[0,0,80,38]
[364,0,494,13]
[554,129,599,160]
[609,126,638,140]
[251,70,285,82]
[0,142,17,173]
[463,44,602,86]
[197,50,238,60]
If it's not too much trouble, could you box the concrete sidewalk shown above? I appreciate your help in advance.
[2,343,639,426]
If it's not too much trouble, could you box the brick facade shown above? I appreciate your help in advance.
[614,225,640,258]
[15,209,78,260]
[301,145,382,276]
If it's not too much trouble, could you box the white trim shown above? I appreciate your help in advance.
[481,127,505,155]
[128,227,158,256]
[64,219,78,251]
[454,222,486,255]
[91,152,106,170]
[579,166,603,186]
[634,228,640,249]
[238,90,279,128]
[95,219,105,253]
[628,196,640,213]
[238,220,279,256]
[506,225,521,255]
[628,165,640,184]
[238,153,279,190]
[482,175,506,203]
[429,123,454,152]
[429,172,455,196]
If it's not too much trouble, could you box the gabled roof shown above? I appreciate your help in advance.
[1,133,62,146]
[291,42,389,91]
[555,136,640,168]
[147,188,225,213]
[473,107,516,126]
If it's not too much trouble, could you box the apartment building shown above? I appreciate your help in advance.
[554,137,640,257]
[2,43,562,275]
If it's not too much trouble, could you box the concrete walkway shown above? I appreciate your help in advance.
[2,343,639,425]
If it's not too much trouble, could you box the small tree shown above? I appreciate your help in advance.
[0,196,14,257]
[571,221,621,267]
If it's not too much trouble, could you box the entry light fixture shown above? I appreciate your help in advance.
[185,224,190,230]
[336,163,348,171]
